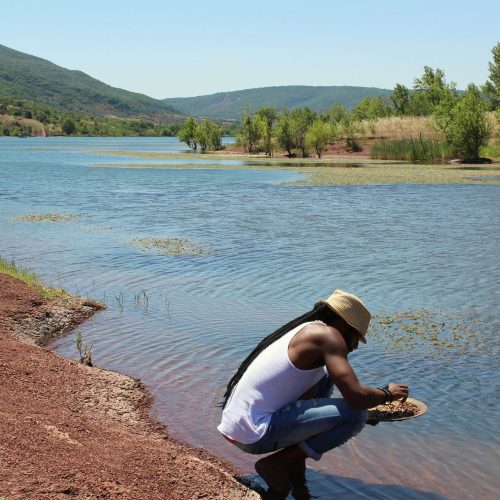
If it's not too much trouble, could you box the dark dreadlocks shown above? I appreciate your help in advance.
[221,301,360,408]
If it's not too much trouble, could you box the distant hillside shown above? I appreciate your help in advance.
[0,44,180,120]
[163,85,393,120]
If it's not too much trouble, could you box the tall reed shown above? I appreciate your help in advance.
[371,138,455,163]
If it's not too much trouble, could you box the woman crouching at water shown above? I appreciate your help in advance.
[218,290,409,498]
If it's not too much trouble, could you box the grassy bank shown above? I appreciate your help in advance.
[0,256,66,299]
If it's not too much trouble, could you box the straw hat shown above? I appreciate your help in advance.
[321,289,371,343]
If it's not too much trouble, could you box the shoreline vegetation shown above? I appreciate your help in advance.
[0,261,258,499]
[87,148,500,186]
[1,43,499,164]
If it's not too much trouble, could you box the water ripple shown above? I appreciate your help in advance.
[2,137,499,499]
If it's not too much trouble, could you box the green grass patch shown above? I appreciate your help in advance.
[371,139,455,163]
[289,163,500,186]
[0,256,67,299]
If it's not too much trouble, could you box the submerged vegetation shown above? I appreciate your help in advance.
[12,213,84,223]
[131,237,214,256]
[286,163,500,186]
[88,150,500,185]
[370,309,484,351]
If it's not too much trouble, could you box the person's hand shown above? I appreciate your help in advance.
[388,383,409,403]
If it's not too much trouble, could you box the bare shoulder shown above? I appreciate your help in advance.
[289,322,348,369]
[297,322,347,354]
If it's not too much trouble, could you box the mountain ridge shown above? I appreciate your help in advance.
[0,44,180,120]
[0,43,394,123]
[163,85,394,120]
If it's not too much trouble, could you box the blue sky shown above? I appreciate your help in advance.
[2,0,499,98]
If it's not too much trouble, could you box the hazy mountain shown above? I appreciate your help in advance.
[0,44,394,124]
[0,44,180,120]
[163,85,393,120]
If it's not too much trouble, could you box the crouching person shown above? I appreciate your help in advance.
[218,290,409,498]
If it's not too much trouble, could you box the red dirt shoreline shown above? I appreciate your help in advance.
[0,274,258,499]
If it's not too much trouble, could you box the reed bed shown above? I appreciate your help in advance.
[371,138,455,163]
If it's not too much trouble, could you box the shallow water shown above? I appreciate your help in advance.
[1,137,499,499]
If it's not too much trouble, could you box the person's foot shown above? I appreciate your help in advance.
[255,455,292,498]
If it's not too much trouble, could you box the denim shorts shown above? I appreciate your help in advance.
[234,376,367,461]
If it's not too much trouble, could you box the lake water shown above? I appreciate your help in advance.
[1,136,499,499]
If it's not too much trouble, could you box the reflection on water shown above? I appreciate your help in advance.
[1,137,499,499]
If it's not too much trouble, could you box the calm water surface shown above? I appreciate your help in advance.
[1,137,499,499]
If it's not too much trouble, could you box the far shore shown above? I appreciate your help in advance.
[0,272,259,499]
[86,142,500,186]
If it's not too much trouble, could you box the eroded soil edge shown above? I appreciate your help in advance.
[0,274,258,499]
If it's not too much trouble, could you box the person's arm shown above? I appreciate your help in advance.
[324,333,408,409]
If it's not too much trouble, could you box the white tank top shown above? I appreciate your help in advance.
[217,321,327,444]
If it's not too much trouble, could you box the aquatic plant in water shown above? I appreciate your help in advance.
[370,309,483,350]
[75,330,93,366]
[131,237,214,256]
[12,213,84,223]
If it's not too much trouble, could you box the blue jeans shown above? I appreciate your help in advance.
[235,376,367,461]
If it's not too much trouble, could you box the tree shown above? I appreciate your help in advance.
[329,104,349,123]
[178,116,198,150]
[195,119,222,152]
[411,66,457,115]
[436,84,492,161]
[62,117,76,135]
[275,109,295,156]
[237,105,260,153]
[482,42,500,110]
[290,107,316,157]
[352,96,393,121]
[391,84,411,116]
[306,120,336,158]
[255,107,277,156]
[340,114,364,152]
